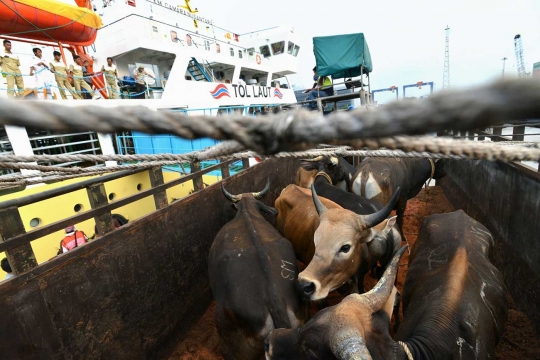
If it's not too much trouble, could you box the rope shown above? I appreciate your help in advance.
[0,79,539,154]
[398,341,414,360]
[1,138,540,168]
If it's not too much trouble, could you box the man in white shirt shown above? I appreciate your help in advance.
[30,48,52,100]
[133,66,155,99]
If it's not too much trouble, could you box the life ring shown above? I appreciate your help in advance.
[256,54,262,65]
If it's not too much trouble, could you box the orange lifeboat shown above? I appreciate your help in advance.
[0,0,102,46]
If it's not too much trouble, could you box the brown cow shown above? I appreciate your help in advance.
[266,211,508,360]
[275,184,399,301]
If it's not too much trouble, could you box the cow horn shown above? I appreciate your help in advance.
[357,245,408,312]
[221,183,241,203]
[310,184,327,216]
[362,187,401,228]
[252,178,270,200]
[302,155,324,162]
[331,330,372,360]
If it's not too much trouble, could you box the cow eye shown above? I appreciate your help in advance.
[339,244,351,253]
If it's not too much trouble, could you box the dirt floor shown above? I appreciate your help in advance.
[167,186,540,360]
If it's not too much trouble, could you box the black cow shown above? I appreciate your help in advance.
[266,210,507,360]
[351,157,446,231]
[208,179,305,360]
[300,157,402,293]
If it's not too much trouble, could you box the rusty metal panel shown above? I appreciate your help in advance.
[149,166,168,209]
[86,183,115,236]
[190,161,204,192]
[0,207,38,274]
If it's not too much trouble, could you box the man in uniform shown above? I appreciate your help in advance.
[101,57,120,99]
[0,40,24,98]
[30,48,52,100]
[49,51,81,99]
[133,65,155,99]
[70,55,101,100]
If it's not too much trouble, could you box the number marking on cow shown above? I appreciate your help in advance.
[281,260,295,280]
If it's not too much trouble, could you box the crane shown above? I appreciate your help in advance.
[514,34,530,78]
[443,26,450,89]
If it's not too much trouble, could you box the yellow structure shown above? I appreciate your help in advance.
[0,170,221,278]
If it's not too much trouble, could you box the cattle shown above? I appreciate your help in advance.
[208,180,305,360]
[295,167,317,189]
[351,157,446,231]
[266,210,508,360]
[299,156,403,292]
[275,184,400,302]
[295,156,355,191]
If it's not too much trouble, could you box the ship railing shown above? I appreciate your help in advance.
[442,121,540,172]
[114,104,280,174]
[29,132,102,167]
[0,157,251,276]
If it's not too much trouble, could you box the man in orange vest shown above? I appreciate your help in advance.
[59,225,88,254]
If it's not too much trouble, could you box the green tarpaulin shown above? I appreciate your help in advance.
[313,33,372,78]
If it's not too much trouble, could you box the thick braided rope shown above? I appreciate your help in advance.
[1,138,539,166]
[1,79,540,154]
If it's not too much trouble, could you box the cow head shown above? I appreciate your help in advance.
[266,246,407,360]
[297,185,401,301]
[299,156,348,186]
[222,178,278,216]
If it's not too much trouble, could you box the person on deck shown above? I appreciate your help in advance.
[30,48,52,100]
[133,66,155,99]
[70,56,100,99]
[101,57,120,99]
[59,225,89,254]
[82,60,95,99]
[0,40,24,98]
[1,258,14,280]
[49,51,81,100]
[304,66,332,110]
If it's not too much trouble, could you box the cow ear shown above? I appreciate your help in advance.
[368,216,397,243]
[299,160,318,171]
[384,216,397,230]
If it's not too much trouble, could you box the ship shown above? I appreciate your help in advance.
[0,0,302,272]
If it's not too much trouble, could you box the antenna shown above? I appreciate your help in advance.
[514,34,530,78]
[443,26,450,89]
[501,57,508,78]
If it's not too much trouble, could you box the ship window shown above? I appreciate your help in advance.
[293,45,300,57]
[247,48,254,56]
[240,67,267,85]
[29,218,41,228]
[230,48,234,57]
[260,45,271,58]
[287,42,295,54]
[109,193,116,201]
[271,41,285,55]
[238,50,243,59]
[74,204,83,212]
[152,26,158,33]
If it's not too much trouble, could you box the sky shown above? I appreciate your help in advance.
[206,0,540,103]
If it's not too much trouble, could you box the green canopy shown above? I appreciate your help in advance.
[313,33,373,78]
